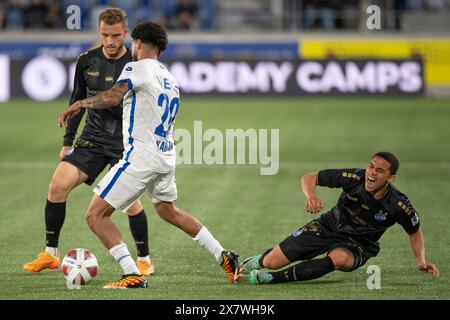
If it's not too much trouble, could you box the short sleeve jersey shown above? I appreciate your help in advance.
[116,59,180,173]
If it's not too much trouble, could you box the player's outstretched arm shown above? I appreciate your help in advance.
[409,228,440,278]
[301,172,325,214]
[59,82,129,128]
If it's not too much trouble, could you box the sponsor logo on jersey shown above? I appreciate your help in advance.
[125,66,133,71]
[374,211,387,222]
[292,229,304,237]
[411,213,419,226]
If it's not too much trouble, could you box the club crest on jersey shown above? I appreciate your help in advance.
[374,211,387,222]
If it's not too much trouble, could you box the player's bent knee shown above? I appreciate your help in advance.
[85,208,105,229]
[263,256,284,270]
[262,257,276,269]
[328,249,354,271]
[48,179,71,200]
[154,202,177,221]
[85,211,97,228]
[126,201,143,216]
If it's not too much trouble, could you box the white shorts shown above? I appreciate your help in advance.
[94,159,177,212]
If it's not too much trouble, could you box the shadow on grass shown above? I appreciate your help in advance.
[296,280,343,286]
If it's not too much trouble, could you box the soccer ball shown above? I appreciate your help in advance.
[62,248,98,286]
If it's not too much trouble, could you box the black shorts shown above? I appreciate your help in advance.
[62,138,122,185]
[279,219,378,271]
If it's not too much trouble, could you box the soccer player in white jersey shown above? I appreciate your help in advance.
[59,21,241,288]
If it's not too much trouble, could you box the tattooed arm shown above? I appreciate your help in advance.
[59,82,129,128]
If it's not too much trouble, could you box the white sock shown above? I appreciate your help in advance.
[193,226,225,263]
[109,243,141,275]
[137,255,151,263]
[45,247,58,257]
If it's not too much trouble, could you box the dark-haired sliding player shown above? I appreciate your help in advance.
[241,151,439,285]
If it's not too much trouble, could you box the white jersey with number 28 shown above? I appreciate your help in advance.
[116,59,180,173]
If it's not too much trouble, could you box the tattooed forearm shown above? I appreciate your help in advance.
[79,82,129,109]
[79,93,110,109]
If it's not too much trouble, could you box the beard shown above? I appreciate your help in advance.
[106,43,124,58]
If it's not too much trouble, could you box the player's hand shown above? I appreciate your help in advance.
[59,146,73,161]
[418,261,440,278]
[305,197,325,214]
[59,101,82,128]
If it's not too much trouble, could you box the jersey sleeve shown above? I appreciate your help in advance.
[396,196,420,234]
[64,54,88,146]
[317,168,364,189]
[116,62,143,91]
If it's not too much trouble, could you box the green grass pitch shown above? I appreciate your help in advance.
[0,97,449,300]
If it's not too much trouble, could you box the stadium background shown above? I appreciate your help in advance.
[0,0,449,300]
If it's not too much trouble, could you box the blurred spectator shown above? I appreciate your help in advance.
[174,0,199,30]
[157,0,176,29]
[45,0,64,28]
[25,0,48,28]
[158,0,199,30]
[0,3,6,30]
[4,0,26,30]
[302,0,338,30]
[0,0,214,31]
[393,0,407,30]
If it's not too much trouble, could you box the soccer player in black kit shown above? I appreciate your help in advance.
[241,152,439,284]
[24,8,155,277]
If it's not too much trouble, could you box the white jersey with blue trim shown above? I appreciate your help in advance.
[116,58,180,173]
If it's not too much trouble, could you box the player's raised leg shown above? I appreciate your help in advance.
[126,200,155,276]
[153,201,241,283]
[23,161,88,273]
[85,194,147,289]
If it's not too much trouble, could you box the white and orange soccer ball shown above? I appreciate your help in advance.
[62,248,98,288]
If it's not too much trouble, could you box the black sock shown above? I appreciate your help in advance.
[128,210,149,257]
[258,248,273,267]
[270,256,335,283]
[45,200,66,248]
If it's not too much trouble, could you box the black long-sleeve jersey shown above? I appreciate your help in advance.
[317,168,420,249]
[63,46,133,156]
